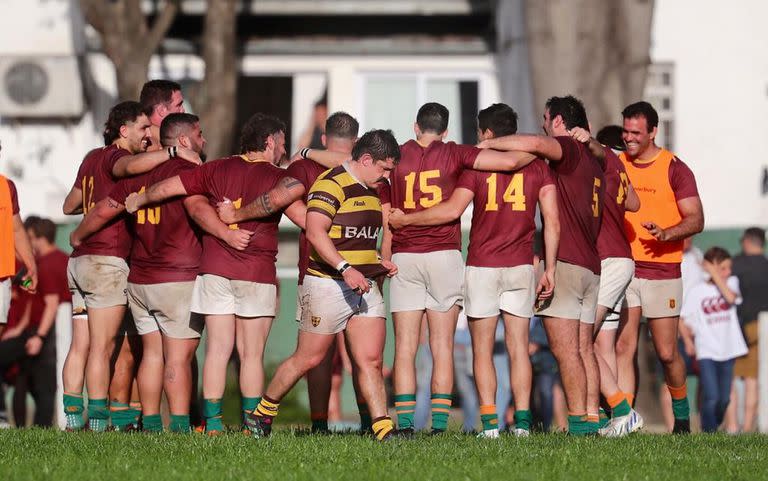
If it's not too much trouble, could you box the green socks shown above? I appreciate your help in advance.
[612,399,632,418]
[514,410,532,431]
[203,398,223,433]
[242,396,261,424]
[357,400,372,432]
[63,393,84,430]
[87,398,109,432]
[431,393,452,432]
[110,402,135,430]
[568,414,595,436]
[480,404,498,432]
[169,415,190,433]
[672,397,690,420]
[143,414,163,433]
[394,394,416,430]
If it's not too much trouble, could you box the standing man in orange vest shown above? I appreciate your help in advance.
[615,101,704,433]
[1,147,37,331]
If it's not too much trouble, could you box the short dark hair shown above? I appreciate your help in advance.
[351,129,400,163]
[704,246,731,264]
[25,216,56,243]
[239,113,286,153]
[545,95,589,130]
[325,112,359,140]
[416,102,449,134]
[103,101,145,145]
[160,113,200,147]
[742,227,766,247]
[140,79,182,115]
[596,125,625,151]
[621,101,659,132]
[477,103,518,137]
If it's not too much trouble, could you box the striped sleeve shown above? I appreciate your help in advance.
[307,178,345,218]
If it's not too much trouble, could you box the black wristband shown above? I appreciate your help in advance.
[336,261,352,275]
[300,148,311,159]
[34,332,46,340]
[168,146,177,158]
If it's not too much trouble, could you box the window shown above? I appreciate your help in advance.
[644,63,675,152]
[361,74,480,145]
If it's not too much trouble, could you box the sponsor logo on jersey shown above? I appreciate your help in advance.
[344,226,381,240]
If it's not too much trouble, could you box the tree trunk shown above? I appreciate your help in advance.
[80,0,179,101]
[523,0,654,130]
[191,0,238,160]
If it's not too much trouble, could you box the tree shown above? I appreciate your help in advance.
[80,0,238,159]
[189,0,238,160]
[79,0,180,101]
[496,0,655,131]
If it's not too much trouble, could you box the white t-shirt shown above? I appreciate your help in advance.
[681,246,706,304]
[681,276,748,361]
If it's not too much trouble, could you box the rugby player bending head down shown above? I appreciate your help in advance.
[246,129,400,441]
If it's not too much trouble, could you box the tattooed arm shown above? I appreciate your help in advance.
[70,196,125,248]
[217,176,306,224]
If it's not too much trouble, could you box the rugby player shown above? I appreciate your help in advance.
[70,113,232,432]
[478,95,605,435]
[305,103,534,434]
[614,101,704,433]
[61,101,201,431]
[125,113,303,434]
[245,129,400,441]
[140,80,186,152]
[389,103,559,438]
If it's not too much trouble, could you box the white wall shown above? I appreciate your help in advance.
[651,0,768,228]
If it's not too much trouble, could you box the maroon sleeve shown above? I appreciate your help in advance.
[103,148,131,180]
[377,182,391,205]
[552,136,580,174]
[8,179,19,214]
[455,169,477,191]
[536,159,555,187]
[669,158,699,201]
[286,161,310,190]
[36,265,57,297]
[178,162,214,196]
[109,177,139,205]
[453,143,482,170]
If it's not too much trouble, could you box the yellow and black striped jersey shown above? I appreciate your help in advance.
[306,163,384,279]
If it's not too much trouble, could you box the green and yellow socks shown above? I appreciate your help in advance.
[431,393,452,432]
[242,396,261,427]
[63,393,84,430]
[607,391,632,418]
[203,398,223,434]
[110,402,136,431]
[480,404,498,434]
[394,394,416,430]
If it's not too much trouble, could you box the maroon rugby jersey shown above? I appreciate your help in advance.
[110,158,202,284]
[286,158,329,285]
[597,147,633,260]
[36,249,72,304]
[8,178,19,214]
[71,145,132,259]
[550,137,605,274]
[179,156,288,284]
[458,159,553,268]
[390,139,480,254]
[628,158,699,280]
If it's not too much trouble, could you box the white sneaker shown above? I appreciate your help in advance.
[512,428,530,437]
[477,428,499,439]
[598,409,644,437]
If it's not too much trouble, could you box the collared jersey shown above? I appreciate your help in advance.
[306,164,387,280]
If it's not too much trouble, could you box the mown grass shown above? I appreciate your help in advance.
[1,429,766,481]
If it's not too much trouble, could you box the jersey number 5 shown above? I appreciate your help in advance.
[228,198,243,230]
[403,170,442,209]
[592,177,601,218]
[485,173,526,211]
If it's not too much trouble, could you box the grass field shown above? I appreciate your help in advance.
[1,429,767,481]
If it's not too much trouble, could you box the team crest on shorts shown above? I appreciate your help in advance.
[669,299,676,309]
[311,316,321,327]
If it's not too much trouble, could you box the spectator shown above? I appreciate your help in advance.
[731,227,768,432]
[529,316,566,431]
[680,247,747,433]
[0,261,32,427]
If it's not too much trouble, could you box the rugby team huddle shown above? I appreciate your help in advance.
[61,79,704,440]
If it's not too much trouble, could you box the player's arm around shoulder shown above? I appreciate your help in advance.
[388,186,473,230]
[476,134,563,169]
[218,175,305,225]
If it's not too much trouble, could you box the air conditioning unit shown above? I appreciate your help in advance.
[0,56,84,117]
